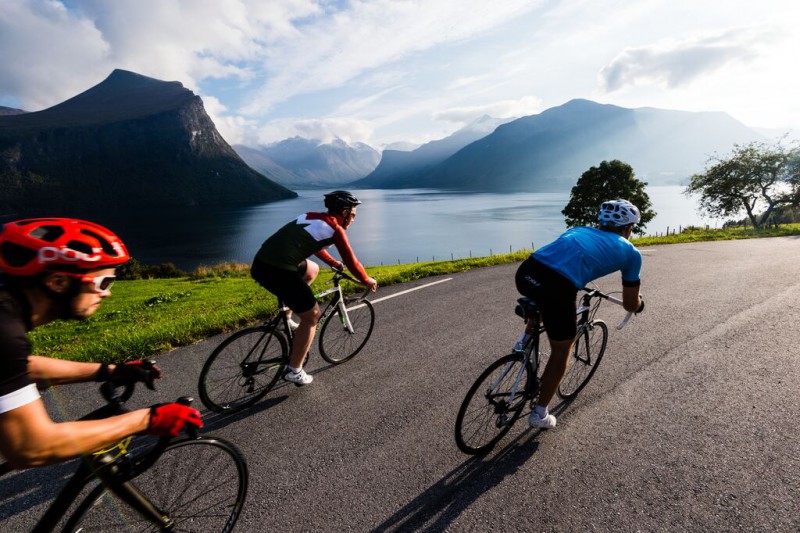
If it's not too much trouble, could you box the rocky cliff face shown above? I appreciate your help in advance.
[0,70,295,216]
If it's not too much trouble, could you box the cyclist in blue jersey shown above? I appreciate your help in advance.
[515,200,645,429]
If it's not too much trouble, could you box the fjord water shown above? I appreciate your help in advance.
[92,185,713,270]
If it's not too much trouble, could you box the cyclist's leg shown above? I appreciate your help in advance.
[286,260,318,324]
[535,337,574,408]
[289,302,320,369]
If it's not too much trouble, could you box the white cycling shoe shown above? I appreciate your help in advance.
[283,367,313,386]
[528,410,557,429]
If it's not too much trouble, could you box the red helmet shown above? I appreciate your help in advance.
[0,218,130,277]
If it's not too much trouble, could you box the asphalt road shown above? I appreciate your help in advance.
[2,236,799,532]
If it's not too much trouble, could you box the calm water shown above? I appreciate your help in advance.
[64,185,714,270]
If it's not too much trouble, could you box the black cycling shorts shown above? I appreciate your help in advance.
[251,259,316,314]
[515,257,579,341]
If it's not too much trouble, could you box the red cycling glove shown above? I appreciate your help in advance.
[148,403,203,437]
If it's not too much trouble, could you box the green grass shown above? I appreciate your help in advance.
[31,223,800,362]
[633,222,800,246]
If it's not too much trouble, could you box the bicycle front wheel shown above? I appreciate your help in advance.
[64,437,248,532]
[558,320,608,399]
[319,297,375,364]
[454,354,533,455]
[199,326,287,413]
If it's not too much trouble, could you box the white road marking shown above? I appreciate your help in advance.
[347,278,453,309]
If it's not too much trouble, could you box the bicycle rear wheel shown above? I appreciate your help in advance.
[64,437,248,532]
[199,326,287,413]
[319,297,375,364]
[454,354,533,455]
[558,320,608,399]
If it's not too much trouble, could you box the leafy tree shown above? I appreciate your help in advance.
[686,140,800,229]
[562,160,655,234]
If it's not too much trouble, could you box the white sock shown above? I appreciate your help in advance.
[534,405,548,418]
[287,365,301,373]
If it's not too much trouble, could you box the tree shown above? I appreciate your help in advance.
[562,160,655,234]
[686,140,800,229]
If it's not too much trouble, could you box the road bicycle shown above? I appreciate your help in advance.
[198,268,375,414]
[454,287,633,455]
[0,371,249,532]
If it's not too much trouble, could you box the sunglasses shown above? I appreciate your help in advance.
[80,274,117,292]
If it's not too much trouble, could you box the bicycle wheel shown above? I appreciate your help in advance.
[558,320,608,399]
[199,326,287,413]
[454,354,534,455]
[319,297,375,364]
[64,437,248,532]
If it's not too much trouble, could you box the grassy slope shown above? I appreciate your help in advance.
[30,224,800,362]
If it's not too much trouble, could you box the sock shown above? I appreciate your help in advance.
[534,405,548,418]
[287,365,300,373]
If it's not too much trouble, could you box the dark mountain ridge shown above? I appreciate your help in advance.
[0,69,295,215]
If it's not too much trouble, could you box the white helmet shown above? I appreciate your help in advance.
[597,199,641,227]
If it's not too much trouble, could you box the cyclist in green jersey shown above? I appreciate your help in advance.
[251,191,377,385]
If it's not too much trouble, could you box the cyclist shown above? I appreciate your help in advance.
[515,200,644,429]
[0,218,202,469]
[251,190,378,386]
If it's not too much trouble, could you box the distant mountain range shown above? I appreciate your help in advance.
[355,99,765,192]
[353,115,512,189]
[234,137,380,188]
[0,69,295,216]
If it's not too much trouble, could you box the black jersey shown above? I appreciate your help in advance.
[0,288,39,414]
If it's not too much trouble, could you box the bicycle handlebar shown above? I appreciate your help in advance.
[330,267,374,299]
[582,288,635,330]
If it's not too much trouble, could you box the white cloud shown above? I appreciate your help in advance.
[599,27,766,92]
[241,0,540,114]
[252,117,374,146]
[434,96,544,125]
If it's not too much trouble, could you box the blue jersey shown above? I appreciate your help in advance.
[532,227,642,289]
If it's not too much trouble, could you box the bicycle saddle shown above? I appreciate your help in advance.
[515,298,539,320]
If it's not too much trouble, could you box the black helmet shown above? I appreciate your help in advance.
[324,190,361,211]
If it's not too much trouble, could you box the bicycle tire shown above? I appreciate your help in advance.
[454,354,534,455]
[558,320,608,399]
[319,297,375,364]
[63,437,248,532]
[199,326,287,413]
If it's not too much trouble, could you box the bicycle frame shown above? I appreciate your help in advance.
[33,435,177,532]
[495,287,631,409]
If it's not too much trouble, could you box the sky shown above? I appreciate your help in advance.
[1,0,798,149]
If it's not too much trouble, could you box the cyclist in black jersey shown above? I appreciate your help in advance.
[251,191,377,385]
[0,218,202,469]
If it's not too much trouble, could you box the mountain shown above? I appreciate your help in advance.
[0,106,28,116]
[353,115,510,188]
[363,99,765,192]
[234,137,380,188]
[0,69,296,215]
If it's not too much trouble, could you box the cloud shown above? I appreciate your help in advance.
[250,117,375,146]
[241,0,539,114]
[433,96,544,125]
[599,27,766,92]
[0,0,321,109]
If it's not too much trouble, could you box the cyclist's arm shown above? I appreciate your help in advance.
[622,284,641,313]
[0,399,149,469]
[27,355,109,387]
[331,227,372,285]
[314,249,343,270]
